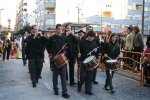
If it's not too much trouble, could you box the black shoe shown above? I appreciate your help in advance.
[85,91,93,95]
[32,83,36,88]
[110,90,115,94]
[93,81,98,84]
[38,76,42,78]
[54,91,59,95]
[104,87,109,90]
[62,93,70,98]
[23,64,26,66]
[70,82,77,86]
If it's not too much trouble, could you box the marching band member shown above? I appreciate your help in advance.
[78,31,98,95]
[102,33,120,93]
[62,24,79,86]
[81,26,100,84]
[46,24,70,99]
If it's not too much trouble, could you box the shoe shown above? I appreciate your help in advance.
[70,82,77,86]
[62,93,70,98]
[54,91,59,95]
[104,87,109,90]
[110,90,115,94]
[85,91,93,95]
[38,76,42,78]
[23,64,26,66]
[92,81,98,84]
[32,83,36,88]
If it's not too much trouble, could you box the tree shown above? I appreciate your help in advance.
[16,25,32,35]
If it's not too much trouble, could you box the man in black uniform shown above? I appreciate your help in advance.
[46,24,70,99]
[25,25,48,87]
[62,24,78,86]
[78,31,98,95]
[81,26,100,84]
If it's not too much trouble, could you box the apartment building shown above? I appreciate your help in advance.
[15,0,36,31]
[80,0,150,36]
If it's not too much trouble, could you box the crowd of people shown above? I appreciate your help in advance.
[0,24,150,99]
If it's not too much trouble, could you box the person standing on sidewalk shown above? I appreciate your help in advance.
[20,31,28,66]
[3,32,11,60]
[26,25,47,87]
[46,24,70,99]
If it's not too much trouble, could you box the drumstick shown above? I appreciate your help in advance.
[107,56,112,60]
[55,43,67,56]
[87,46,99,55]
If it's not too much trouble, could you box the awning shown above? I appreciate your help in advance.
[62,22,101,30]
[104,27,110,31]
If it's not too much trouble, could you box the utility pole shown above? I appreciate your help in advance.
[142,0,145,35]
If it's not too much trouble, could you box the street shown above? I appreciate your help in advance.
[0,56,150,100]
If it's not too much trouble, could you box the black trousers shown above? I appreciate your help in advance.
[144,64,150,84]
[22,47,27,64]
[134,46,142,71]
[105,69,114,90]
[78,64,94,92]
[3,46,11,60]
[92,68,97,82]
[29,59,43,84]
[51,61,67,95]
[68,58,76,84]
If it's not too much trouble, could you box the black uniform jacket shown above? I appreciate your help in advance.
[79,39,97,61]
[102,42,120,63]
[46,34,70,58]
[62,33,79,59]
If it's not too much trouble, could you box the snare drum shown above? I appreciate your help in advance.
[105,60,118,70]
[83,55,99,70]
[53,53,68,68]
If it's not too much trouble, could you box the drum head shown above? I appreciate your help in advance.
[83,56,95,63]
[54,53,64,59]
[106,59,117,63]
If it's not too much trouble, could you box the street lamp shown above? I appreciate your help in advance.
[0,7,4,26]
[33,10,36,25]
[8,18,11,31]
[76,4,82,23]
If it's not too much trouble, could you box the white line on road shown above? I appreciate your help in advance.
[71,90,86,100]
[44,82,53,90]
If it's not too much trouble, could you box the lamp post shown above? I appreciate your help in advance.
[142,0,145,35]
[33,10,36,25]
[76,4,82,23]
[8,18,11,31]
[0,7,4,26]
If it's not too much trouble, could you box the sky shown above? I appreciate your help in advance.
[0,0,20,28]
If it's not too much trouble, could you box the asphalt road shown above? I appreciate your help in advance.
[0,57,150,100]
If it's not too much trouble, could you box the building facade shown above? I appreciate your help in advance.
[15,0,36,31]
[80,0,150,35]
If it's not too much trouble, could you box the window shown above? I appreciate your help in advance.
[144,26,148,30]
[114,25,121,29]
[136,4,142,10]
[107,25,111,28]
[45,19,54,25]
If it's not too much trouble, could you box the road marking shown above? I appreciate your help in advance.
[71,90,86,100]
[44,82,53,90]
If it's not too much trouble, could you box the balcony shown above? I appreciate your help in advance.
[44,14,55,19]
[45,2,56,8]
